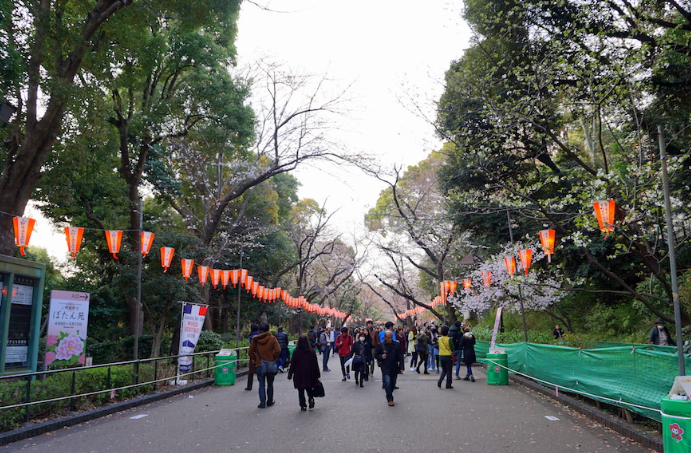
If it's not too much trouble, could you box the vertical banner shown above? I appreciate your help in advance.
[490,307,503,350]
[178,303,207,373]
[46,290,90,367]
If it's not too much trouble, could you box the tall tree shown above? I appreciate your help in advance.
[0,0,129,255]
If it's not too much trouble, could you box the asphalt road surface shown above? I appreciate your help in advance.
[0,361,656,452]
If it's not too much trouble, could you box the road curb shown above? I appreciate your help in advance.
[509,373,662,452]
[0,370,248,447]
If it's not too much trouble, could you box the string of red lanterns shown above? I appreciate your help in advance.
[11,200,616,321]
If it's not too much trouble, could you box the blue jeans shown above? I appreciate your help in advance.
[276,348,288,369]
[382,373,395,402]
[427,345,436,369]
[454,350,463,376]
[257,372,275,405]
[322,346,330,370]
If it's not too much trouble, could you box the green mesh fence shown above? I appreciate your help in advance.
[476,341,690,422]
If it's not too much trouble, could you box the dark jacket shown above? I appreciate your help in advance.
[649,326,676,346]
[375,340,404,375]
[249,332,281,367]
[287,347,321,389]
[248,328,260,372]
[460,333,476,365]
[416,332,429,349]
[350,340,371,362]
[449,325,463,351]
[275,330,289,349]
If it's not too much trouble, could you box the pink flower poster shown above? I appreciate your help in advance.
[46,290,90,367]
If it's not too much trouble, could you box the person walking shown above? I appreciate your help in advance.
[437,326,454,389]
[367,324,379,377]
[460,327,477,382]
[245,323,259,391]
[350,331,370,387]
[375,331,405,406]
[449,321,464,379]
[428,327,438,372]
[248,323,281,408]
[335,326,354,381]
[319,327,332,371]
[415,329,430,374]
[287,335,321,411]
[408,326,418,371]
[274,326,289,372]
[329,327,337,356]
[307,325,317,350]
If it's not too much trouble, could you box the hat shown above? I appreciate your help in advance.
[656,318,666,324]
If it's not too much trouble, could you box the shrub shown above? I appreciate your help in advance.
[196,330,222,352]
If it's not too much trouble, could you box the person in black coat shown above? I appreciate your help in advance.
[375,331,405,406]
[648,318,676,346]
[287,335,321,411]
[350,331,371,387]
[460,328,477,382]
[274,326,290,372]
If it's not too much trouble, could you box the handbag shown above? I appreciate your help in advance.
[312,380,325,398]
[415,343,426,353]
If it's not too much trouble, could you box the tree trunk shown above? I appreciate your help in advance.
[0,0,127,255]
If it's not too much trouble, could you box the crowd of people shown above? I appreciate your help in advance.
[246,319,478,410]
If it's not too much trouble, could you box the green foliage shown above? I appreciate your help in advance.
[0,381,26,432]
[196,330,223,352]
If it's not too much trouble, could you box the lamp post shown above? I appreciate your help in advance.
[235,250,243,350]
[658,126,685,376]
[507,211,529,342]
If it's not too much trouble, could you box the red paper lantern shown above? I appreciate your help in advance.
[65,227,84,258]
[197,266,209,285]
[105,230,123,259]
[210,269,221,289]
[245,275,254,292]
[593,200,615,235]
[160,247,175,272]
[539,230,556,263]
[181,259,194,281]
[141,231,155,256]
[518,249,533,275]
[13,217,35,256]
[221,270,231,289]
[463,279,472,291]
[504,256,516,276]
[482,271,492,287]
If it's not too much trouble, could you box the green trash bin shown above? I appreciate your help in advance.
[662,397,691,452]
[485,353,508,385]
[215,353,236,386]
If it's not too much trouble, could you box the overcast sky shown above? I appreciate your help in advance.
[235,0,472,238]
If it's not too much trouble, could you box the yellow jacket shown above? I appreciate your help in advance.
[438,335,453,356]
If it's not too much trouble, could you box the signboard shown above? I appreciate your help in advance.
[11,284,34,305]
[178,304,207,373]
[46,290,90,367]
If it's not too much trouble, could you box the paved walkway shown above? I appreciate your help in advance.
[1,361,655,452]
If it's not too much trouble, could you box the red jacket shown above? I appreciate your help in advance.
[336,333,353,357]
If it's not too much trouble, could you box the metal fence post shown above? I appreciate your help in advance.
[153,359,158,391]
[69,371,76,412]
